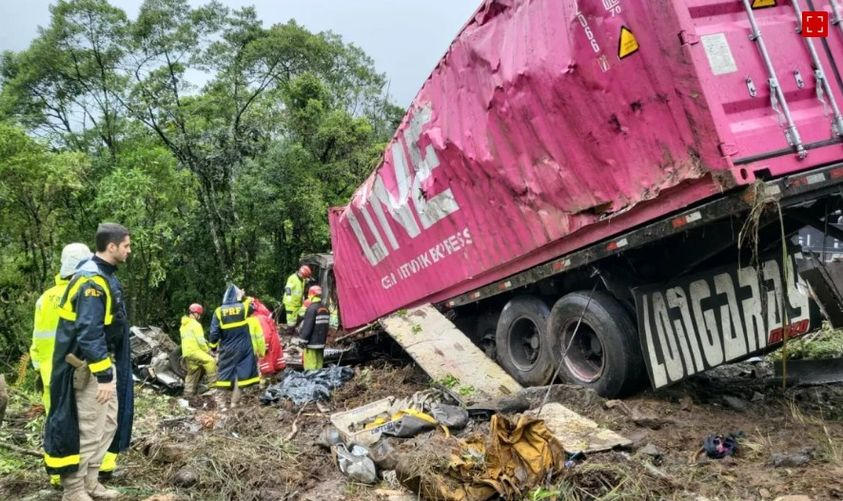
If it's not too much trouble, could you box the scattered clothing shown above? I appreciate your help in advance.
[260,366,354,406]
[396,414,565,501]
[703,433,739,459]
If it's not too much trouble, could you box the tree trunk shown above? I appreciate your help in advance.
[0,374,8,426]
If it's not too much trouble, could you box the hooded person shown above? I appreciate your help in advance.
[31,243,92,413]
[43,223,134,501]
[251,298,285,377]
[209,284,265,408]
[31,243,92,488]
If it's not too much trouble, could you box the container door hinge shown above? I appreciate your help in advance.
[679,30,700,46]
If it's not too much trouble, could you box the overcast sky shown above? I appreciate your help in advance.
[0,0,480,107]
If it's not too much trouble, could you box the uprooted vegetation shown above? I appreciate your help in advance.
[769,323,843,361]
[2,352,843,500]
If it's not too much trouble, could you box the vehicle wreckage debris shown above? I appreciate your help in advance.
[260,365,355,405]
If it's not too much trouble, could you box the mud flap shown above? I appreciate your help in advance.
[798,260,843,328]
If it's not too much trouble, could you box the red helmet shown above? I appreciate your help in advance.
[299,265,312,278]
[308,285,322,297]
[189,303,204,315]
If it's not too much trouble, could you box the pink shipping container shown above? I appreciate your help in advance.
[330,0,843,330]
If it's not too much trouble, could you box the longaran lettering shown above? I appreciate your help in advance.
[637,255,813,388]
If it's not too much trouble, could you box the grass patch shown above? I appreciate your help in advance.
[769,323,843,361]
[457,385,476,397]
[435,374,460,389]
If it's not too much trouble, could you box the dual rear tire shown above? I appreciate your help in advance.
[494,291,645,397]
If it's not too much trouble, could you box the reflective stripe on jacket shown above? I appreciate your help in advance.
[209,299,260,388]
[299,297,330,349]
[180,316,210,359]
[31,275,70,411]
[44,257,133,475]
[283,273,306,319]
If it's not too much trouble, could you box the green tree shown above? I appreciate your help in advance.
[92,139,196,324]
[0,0,129,154]
[0,122,89,360]
[0,0,403,365]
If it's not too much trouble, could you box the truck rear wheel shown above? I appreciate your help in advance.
[495,296,554,386]
[545,291,645,397]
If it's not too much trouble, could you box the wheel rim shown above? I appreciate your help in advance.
[508,317,542,371]
[561,321,604,383]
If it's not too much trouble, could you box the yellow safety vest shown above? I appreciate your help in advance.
[30,275,69,411]
[180,316,210,359]
[283,273,306,318]
[247,316,267,357]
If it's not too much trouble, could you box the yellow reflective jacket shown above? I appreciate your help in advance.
[283,273,306,319]
[247,316,267,357]
[179,316,210,359]
[30,275,70,410]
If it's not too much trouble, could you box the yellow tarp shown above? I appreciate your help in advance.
[402,414,565,501]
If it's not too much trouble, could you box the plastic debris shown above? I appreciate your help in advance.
[335,443,377,484]
[430,403,469,429]
[703,433,740,459]
[260,366,354,406]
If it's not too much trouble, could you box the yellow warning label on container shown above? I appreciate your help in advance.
[751,0,776,8]
[618,26,639,60]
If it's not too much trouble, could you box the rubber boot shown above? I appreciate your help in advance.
[213,389,228,411]
[85,467,120,499]
[61,475,93,501]
[230,385,242,409]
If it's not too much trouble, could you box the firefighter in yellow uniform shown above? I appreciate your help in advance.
[31,243,118,486]
[282,265,311,327]
[180,303,217,397]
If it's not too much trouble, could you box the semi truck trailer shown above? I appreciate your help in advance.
[328,0,843,396]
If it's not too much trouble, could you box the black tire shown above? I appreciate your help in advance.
[545,291,645,398]
[477,312,499,360]
[495,296,555,386]
[168,347,187,379]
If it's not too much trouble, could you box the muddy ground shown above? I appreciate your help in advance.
[2,356,843,501]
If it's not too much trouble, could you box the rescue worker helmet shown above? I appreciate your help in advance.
[299,265,312,278]
[189,303,204,315]
[308,285,322,297]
